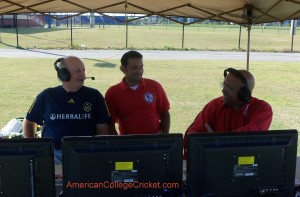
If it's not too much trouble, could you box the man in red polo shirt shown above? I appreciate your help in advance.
[105,50,170,135]
[184,68,273,155]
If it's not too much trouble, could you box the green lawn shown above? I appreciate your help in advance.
[0,24,299,52]
[0,57,299,132]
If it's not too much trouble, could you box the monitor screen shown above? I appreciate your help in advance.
[62,134,183,197]
[0,138,55,197]
[187,130,298,197]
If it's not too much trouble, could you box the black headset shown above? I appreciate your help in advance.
[54,58,71,82]
[224,68,251,103]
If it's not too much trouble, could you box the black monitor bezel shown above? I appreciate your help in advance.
[0,137,55,197]
[187,130,298,197]
[62,133,183,197]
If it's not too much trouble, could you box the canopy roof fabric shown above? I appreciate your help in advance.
[0,0,299,25]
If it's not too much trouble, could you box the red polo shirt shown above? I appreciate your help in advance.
[183,96,273,159]
[186,96,273,133]
[105,78,170,135]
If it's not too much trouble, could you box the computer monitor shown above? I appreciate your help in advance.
[0,138,55,197]
[62,134,183,197]
[187,130,298,197]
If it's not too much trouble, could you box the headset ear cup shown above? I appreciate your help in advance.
[54,58,70,82]
[57,68,71,82]
[224,67,251,103]
[238,87,251,103]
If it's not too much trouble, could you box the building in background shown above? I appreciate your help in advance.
[0,14,44,28]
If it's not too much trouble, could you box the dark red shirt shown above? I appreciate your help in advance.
[187,96,273,133]
[183,96,273,159]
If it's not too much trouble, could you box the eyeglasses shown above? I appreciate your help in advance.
[220,82,234,92]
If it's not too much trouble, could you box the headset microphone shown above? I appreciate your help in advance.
[85,77,95,80]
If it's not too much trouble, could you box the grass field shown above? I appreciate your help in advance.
[0,57,299,135]
[0,24,299,52]
[0,23,299,149]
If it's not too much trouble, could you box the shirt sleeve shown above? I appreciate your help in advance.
[186,100,216,133]
[104,88,118,123]
[25,93,44,125]
[236,101,273,132]
[183,100,216,159]
[95,91,111,124]
[156,83,170,113]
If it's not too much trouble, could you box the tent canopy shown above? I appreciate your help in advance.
[0,0,300,25]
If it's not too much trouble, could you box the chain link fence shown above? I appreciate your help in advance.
[0,14,299,52]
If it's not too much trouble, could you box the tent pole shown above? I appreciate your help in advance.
[245,4,252,71]
[182,23,185,49]
[70,16,73,47]
[125,0,128,49]
[0,15,2,43]
[125,15,128,49]
[238,25,241,50]
[290,19,296,52]
[27,13,29,28]
[246,25,251,71]
[14,14,19,47]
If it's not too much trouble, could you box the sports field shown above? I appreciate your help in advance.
[0,24,299,152]
[0,57,298,134]
[0,24,299,52]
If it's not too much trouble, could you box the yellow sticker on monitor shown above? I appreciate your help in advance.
[115,162,133,170]
[238,156,255,165]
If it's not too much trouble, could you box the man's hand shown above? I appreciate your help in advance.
[205,123,214,133]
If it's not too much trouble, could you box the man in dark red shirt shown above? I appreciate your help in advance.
[184,68,273,154]
[105,51,170,135]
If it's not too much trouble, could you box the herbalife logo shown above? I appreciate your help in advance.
[50,113,91,120]
[50,114,56,120]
